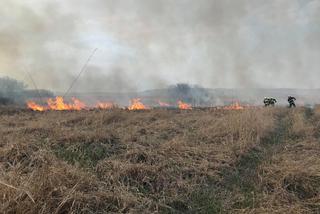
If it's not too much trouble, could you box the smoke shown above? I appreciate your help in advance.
[0,75,55,105]
[0,0,320,93]
[167,84,212,106]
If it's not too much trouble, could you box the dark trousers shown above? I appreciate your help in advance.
[289,102,296,108]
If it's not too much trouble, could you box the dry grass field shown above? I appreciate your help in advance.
[0,107,319,213]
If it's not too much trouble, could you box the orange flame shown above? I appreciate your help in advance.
[178,101,192,110]
[128,98,149,110]
[96,102,115,109]
[158,100,170,107]
[223,102,244,110]
[27,96,87,111]
[47,97,86,111]
[71,98,87,110]
[27,101,46,112]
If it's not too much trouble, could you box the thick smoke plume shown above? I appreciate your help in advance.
[0,0,320,93]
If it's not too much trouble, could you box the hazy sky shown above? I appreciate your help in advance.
[0,0,319,92]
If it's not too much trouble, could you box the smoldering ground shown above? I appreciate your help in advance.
[0,0,320,93]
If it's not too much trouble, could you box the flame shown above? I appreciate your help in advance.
[27,96,87,111]
[26,98,248,111]
[128,98,149,110]
[71,98,87,110]
[27,101,46,112]
[223,102,244,110]
[158,100,170,107]
[178,101,192,110]
[47,97,86,111]
[96,102,115,109]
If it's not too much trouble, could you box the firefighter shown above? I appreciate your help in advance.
[288,96,296,108]
[269,97,277,106]
[263,97,270,107]
[263,97,277,107]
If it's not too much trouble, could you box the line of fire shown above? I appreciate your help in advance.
[24,85,303,112]
[26,96,248,111]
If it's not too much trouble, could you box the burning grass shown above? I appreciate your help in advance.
[0,107,319,213]
[27,97,197,111]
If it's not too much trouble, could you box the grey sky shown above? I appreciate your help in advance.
[0,0,319,92]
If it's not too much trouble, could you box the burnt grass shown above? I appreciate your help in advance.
[1,107,320,213]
